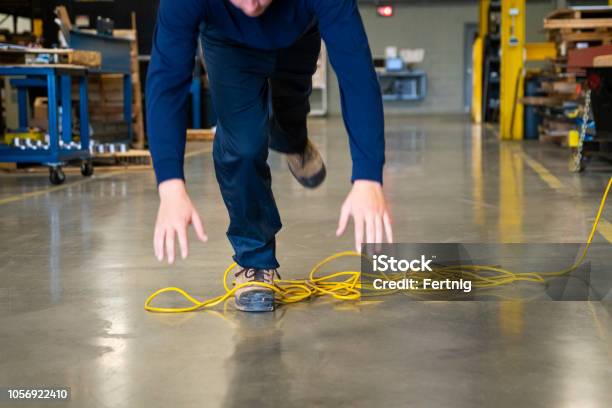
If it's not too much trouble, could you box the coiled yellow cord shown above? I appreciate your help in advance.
[145,177,611,313]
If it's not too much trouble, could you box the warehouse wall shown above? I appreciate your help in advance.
[527,0,558,42]
[326,1,557,115]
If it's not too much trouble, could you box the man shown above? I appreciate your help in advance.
[147,0,393,312]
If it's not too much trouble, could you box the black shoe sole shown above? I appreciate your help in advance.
[288,161,327,189]
[235,290,275,312]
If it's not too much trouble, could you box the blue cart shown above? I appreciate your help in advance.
[0,65,92,184]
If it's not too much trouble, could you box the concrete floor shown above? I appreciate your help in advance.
[0,115,611,407]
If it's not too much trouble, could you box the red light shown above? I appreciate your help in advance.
[377,5,394,17]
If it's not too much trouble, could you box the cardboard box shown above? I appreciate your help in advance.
[30,97,48,130]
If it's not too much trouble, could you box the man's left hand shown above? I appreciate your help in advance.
[336,180,393,252]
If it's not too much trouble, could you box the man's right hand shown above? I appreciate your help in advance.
[154,179,208,264]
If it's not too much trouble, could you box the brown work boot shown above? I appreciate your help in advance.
[286,140,326,188]
[234,268,278,312]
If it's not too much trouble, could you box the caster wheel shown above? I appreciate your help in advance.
[81,160,94,177]
[49,167,66,185]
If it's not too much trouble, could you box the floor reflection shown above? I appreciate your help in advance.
[49,199,62,303]
[385,127,426,169]
[223,311,291,408]
[499,142,525,243]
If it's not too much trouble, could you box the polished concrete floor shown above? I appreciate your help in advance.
[0,115,611,407]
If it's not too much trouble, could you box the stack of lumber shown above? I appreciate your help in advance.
[544,7,612,55]
[527,7,612,145]
[78,16,145,148]
[73,74,130,142]
[524,75,581,146]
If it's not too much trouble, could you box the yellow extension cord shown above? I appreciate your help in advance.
[145,177,612,313]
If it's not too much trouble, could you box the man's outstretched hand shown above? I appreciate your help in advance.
[336,180,393,252]
[154,179,208,264]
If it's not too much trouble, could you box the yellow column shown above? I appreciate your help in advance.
[500,0,525,140]
[479,0,490,37]
[472,37,484,124]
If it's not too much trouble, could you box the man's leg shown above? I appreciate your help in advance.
[203,34,281,270]
[268,24,321,154]
[269,24,326,188]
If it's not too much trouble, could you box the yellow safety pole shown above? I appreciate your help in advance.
[479,0,490,37]
[500,0,525,140]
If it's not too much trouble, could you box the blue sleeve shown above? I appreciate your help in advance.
[146,0,205,185]
[312,0,385,183]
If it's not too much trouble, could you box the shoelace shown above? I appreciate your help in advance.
[235,268,281,284]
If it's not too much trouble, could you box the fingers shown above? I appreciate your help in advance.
[177,226,188,260]
[154,227,165,261]
[366,215,375,247]
[155,216,207,264]
[383,212,394,243]
[375,215,383,252]
[192,211,208,243]
[336,204,350,237]
[165,228,176,264]
[354,213,364,253]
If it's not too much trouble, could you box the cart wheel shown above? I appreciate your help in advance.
[49,167,66,185]
[81,160,94,177]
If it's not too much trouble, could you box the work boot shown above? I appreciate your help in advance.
[286,140,326,188]
[234,268,278,312]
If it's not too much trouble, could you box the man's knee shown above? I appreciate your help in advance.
[235,142,267,162]
[215,125,269,163]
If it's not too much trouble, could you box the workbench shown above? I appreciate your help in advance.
[376,69,428,101]
[0,65,92,184]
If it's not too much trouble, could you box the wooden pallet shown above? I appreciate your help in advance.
[92,149,152,169]
[539,133,568,147]
[520,96,565,107]
[187,128,215,141]
[545,7,612,51]
[545,7,612,30]
[540,79,580,95]
[552,29,612,43]
[594,54,612,67]
[546,7,612,21]
[0,48,101,68]
[538,118,576,147]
